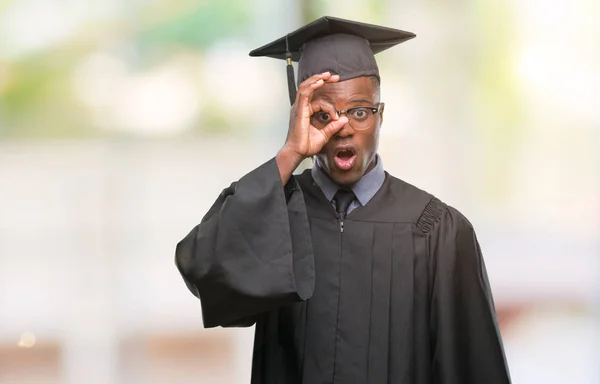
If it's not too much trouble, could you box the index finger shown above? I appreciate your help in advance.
[295,73,340,107]
[298,72,340,90]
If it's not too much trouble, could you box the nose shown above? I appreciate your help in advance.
[335,118,354,138]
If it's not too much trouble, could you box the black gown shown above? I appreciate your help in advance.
[175,158,511,384]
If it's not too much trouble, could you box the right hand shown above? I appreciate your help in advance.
[282,72,349,159]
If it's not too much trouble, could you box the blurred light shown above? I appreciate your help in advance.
[377,75,422,136]
[514,0,600,124]
[505,307,598,384]
[73,53,201,135]
[112,67,201,135]
[0,0,84,59]
[202,41,285,120]
[516,50,600,124]
[73,53,129,110]
[18,332,37,348]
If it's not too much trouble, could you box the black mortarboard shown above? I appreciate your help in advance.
[249,16,416,105]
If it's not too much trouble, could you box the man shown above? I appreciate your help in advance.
[176,16,511,383]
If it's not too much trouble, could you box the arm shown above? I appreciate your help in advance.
[175,72,347,328]
[175,158,314,328]
[429,206,511,383]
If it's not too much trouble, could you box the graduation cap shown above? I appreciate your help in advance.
[249,16,416,105]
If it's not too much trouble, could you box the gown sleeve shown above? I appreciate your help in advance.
[175,157,315,328]
[427,201,511,384]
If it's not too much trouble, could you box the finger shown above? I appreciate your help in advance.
[309,99,338,121]
[296,78,323,106]
[324,74,340,83]
[303,73,339,90]
[296,71,340,100]
[298,71,333,90]
[295,72,341,108]
[296,78,330,107]
[319,116,349,142]
[307,74,339,86]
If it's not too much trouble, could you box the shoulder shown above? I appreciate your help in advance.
[416,197,475,239]
[384,173,444,225]
[385,174,474,235]
[370,173,434,223]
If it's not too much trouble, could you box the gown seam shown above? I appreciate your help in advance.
[366,221,376,382]
[300,300,309,383]
[332,217,343,383]
[386,223,395,382]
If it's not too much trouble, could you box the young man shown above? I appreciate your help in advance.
[176,16,511,384]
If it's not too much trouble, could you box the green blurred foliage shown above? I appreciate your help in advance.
[0,0,253,139]
[198,103,235,136]
[138,0,251,50]
[299,0,327,23]
[299,0,386,23]
[0,48,93,138]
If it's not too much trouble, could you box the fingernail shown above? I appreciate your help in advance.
[322,71,330,75]
[316,79,324,85]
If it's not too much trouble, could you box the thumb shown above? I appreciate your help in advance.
[320,116,349,141]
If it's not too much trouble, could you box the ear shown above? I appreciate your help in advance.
[379,103,385,125]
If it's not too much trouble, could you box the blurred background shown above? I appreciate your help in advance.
[0,0,599,383]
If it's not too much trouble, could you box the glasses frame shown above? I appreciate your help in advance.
[312,102,385,131]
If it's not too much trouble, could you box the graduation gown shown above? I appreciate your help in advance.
[175,158,511,384]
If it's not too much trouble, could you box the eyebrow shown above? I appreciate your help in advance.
[312,96,375,106]
[349,99,374,105]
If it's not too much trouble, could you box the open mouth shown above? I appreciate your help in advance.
[333,147,357,171]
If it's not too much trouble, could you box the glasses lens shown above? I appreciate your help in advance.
[348,107,375,130]
[310,107,377,130]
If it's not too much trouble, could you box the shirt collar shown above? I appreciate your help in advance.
[311,154,385,206]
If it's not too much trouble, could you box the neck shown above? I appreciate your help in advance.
[363,155,378,175]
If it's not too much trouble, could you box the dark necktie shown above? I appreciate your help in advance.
[333,188,356,222]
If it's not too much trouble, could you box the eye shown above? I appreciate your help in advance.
[314,112,332,124]
[350,108,370,121]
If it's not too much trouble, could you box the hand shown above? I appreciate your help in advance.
[283,72,348,159]
[276,72,348,185]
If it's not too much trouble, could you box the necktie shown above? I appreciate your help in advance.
[333,188,356,222]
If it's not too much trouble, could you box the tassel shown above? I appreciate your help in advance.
[285,35,297,105]
[286,55,297,105]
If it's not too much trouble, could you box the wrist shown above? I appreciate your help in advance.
[276,146,305,185]
[278,146,305,165]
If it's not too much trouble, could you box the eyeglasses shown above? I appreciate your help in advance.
[311,102,385,131]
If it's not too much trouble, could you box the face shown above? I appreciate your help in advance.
[313,76,383,186]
